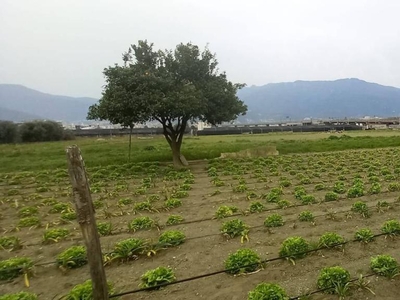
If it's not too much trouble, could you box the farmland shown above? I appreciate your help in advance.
[1,131,400,299]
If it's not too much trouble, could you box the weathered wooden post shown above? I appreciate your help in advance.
[66,145,109,300]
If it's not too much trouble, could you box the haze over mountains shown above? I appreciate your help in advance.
[1,78,400,123]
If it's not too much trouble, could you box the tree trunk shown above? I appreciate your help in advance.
[170,139,188,169]
[128,125,133,162]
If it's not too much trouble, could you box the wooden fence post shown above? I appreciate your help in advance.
[66,145,109,300]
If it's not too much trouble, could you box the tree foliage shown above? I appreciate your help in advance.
[19,120,65,142]
[88,40,247,167]
[0,121,18,144]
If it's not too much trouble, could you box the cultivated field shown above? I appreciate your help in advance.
[1,132,400,299]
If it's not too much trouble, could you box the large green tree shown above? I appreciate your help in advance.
[88,40,247,167]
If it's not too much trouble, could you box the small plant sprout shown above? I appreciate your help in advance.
[324,191,339,202]
[353,274,376,295]
[381,219,400,236]
[128,216,156,232]
[249,201,264,213]
[351,201,371,218]
[43,228,69,244]
[215,205,238,219]
[66,280,114,300]
[166,215,184,225]
[0,292,38,300]
[221,219,250,243]
[298,211,314,222]
[317,266,351,295]
[158,230,186,247]
[18,216,40,228]
[0,257,33,287]
[264,214,284,228]
[318,232,345,249]
[248,283,289,300]
[246,191,258,200]
[371,255,399,279]
[0,236,21,251]
[97,222,113,236]
[314,183,326,191]
[354,228,375,244]
[376,201,390,213]
[279,236,310,262]
[225,248,261,274]
[57,245,87,269]
[164,198,182,209]
[140,266,176,289]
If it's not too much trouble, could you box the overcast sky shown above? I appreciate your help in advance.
[1,0,400,98]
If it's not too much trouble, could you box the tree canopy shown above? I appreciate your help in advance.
[88,40,247,167]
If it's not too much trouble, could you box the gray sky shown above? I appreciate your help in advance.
[1,0,400,98]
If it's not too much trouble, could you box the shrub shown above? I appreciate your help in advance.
[0,292,38,300]
[128,216,155,232]
[66,280,114,300]
[317,266,351,294]
[248,283,289,300]
[57,246,87,269]
[43,228,69,243]
[370,255,399,278]
[0,257,33,280]
[97,222,112,236]
[279,236,310,260]
[249,201,264,213]
[324,191,339,202]
[164,198,182,209]
[0,236,21,251]
[298,211,314,222]
[140,266,176,288]
[319,232,345,249]
[166,215,184,225]
[19,120,65,143]
[112,238,145,261]
[354,228,374,243]
[225,248,261,274]
[381,219,400,236]
[158,230,185,247]
[18,216,40,228]
[264,214,284,228]
[215,205,238,219]
[221,219,249,241]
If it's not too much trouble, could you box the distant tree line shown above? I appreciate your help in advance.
[0,120,74,144]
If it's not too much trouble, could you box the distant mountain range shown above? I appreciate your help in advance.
[1,78,400,123]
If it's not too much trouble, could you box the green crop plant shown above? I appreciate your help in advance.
[347,185,364,198]
[61,210,77,221]
[158,230,186,247]
[376,201,390,213]
[277,199,291,209]
[97,222,113,236]
[294,186,307,200]
[18,216,40,228]
[387,182,400,192]
[0,257,33,284]
[18,206,38,217]
[166,215,184,225]
[351,201,370,218]
[246,191,258,200]
[381,219,400,236]
[298,211,314,222]
[248,283,289,300]
[108,238,145,262]
[0,236,21,251]
[314,183,326,191]
[317,266,351,295]
[147,194,161,202]
[66,280,114,300]
[183,177,195,184]
[0,292,38,300]
[36,186,50,193]
[369,182,381,194]
[221,219,249,243]
[300,194,316,204]
[128,216,155,232]
[118,197,133,206]
[215,205,238,219]
[264,214,284,228]
[212,178,225,187]
[262,191,280,203]
[333,181,346,194]
[179,184,192,191]
[233,184,248,193]
[225,248,261,274]
[280,179,292,187]
[319,232,345,249]
[57,245,87,269]
[249,201,264,213]
[354,228,374,243]
[6,189,20,196]
[210,189,221,196]
[140,266,176,288]
[135,187,147,195]
[164,198,182,209]
[43,228,69,243]
[279,236,310,263]
[49,202,69,213]
[171,190,189,198]
[385,174,396,181]
[300,177,311,184]
[370,255,399,278]
[324,191,339,202]
[134,201,155,212]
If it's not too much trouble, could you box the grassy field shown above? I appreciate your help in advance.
[2,130,400,173]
